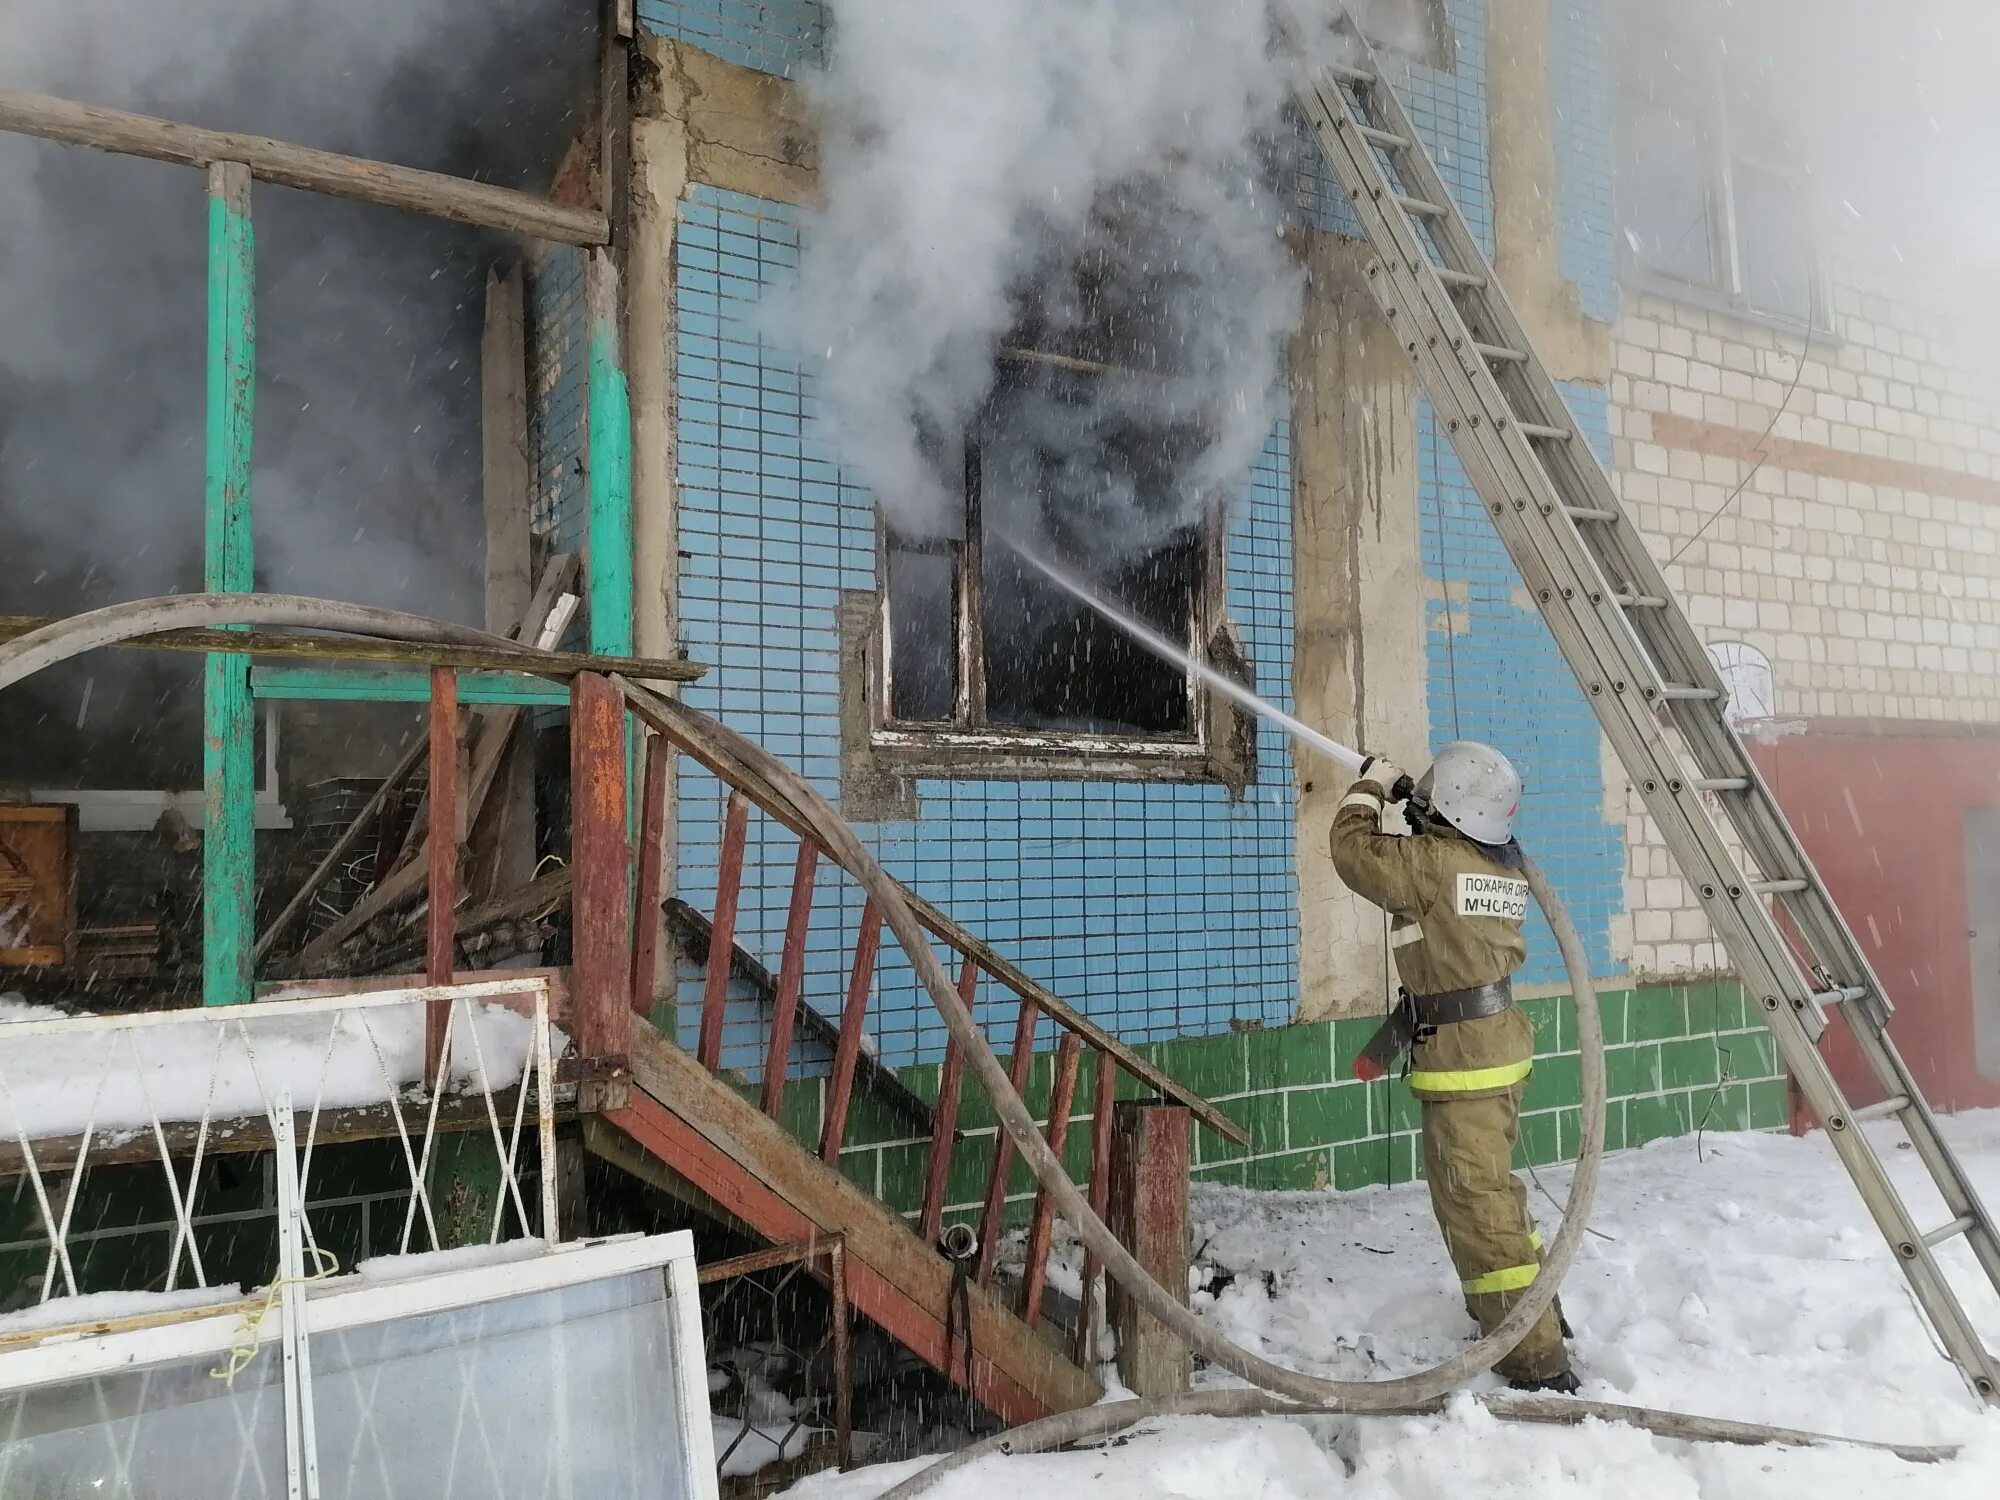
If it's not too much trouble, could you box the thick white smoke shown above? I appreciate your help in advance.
[0,0,589,784]
[782,0,1320,552]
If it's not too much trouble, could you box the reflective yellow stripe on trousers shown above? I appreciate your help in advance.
[1407,1059,1532,1093]
[1464,1261,1541,1295]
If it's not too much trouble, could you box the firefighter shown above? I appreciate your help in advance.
[1329,740,1579,1393]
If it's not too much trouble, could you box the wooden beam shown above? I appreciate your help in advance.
[0,615,704,683]
[203,160,255,1009]
[0,89,608,245]
[613,1018,1100,1422]
[480,264,536,899]
[570,673,631,1062]
[1109,1103,1192,1398]
[425,668,461,1082]
[627,734,671,1016]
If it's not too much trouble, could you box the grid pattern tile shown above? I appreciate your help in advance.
[636,0,826,78]
[671,184,1298,1072]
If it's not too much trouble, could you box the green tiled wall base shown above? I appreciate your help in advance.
[760,979,1789,1220]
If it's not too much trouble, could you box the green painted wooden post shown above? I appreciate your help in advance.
[204,161,256,1006]
[586,251,634,658]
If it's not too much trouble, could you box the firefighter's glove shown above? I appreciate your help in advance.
[1358,755,1405,796]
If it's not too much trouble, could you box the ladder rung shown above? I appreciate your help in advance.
[1357,124,1408,149]
[1923,1214,1978,1249]
[1811,984,1869,1008]
[1852,1095,1910,1123]
[1692,777,1750,791]
[1657,685,1721,701]
[1612,593,1667,608]
[1394,194,1447,218]
[1328,61,1377,86]
[1753,879,1810,895]
[1434,267,1487,290]
[1566,506,1617,523]
[1517,421,1572,440]
[1475,341,1528,362]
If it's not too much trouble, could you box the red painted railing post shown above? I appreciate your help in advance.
[1076,1048,1119,1365]
[821,901,883,1163]
[628,732,670,1016]
[696,792,751,1071]
[975,996,1040,1285]
[1020,1031,1082,1327]
[760,842,820,1119]
[569,671,630,1062]
[919,955,980,1245]
[424,666,459,1085]
[1109,1102,1193,1396]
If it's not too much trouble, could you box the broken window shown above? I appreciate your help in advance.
[876,354,1228,764]
[1613,3,1824,326]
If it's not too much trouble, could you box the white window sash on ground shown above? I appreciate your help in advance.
[0,1231,720,1500]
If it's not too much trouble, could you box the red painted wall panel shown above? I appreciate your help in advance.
[1747,722,2000,1117]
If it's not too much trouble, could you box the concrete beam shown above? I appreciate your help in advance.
[1486,0,1611,385]
[1290,231,1429,1022]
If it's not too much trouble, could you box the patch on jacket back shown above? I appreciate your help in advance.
[1456,871,1529,920]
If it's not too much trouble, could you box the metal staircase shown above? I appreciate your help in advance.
[1289,8,2000,1403]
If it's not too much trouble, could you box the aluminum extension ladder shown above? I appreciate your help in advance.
[1290,12,2000,1404]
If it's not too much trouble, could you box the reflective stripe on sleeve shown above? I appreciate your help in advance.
[1463,1261,1541,1296]
[1407,1059,1533,1093]
[1339,789,1384,813]
[1391,923,1424,949]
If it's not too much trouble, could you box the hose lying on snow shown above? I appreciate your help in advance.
[873,1389,1957,1494]
[609,684,1962,1483]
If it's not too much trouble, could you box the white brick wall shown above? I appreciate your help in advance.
[1609,282,2000,974]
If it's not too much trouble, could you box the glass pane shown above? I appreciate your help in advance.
[1732,162,1815,323]
[0,1342,289,1498]
[1614,10,1722,288]
[311,1269,693,1500]
[884,539,960,723]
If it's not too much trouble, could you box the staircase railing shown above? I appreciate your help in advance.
[606,680,1249,1357]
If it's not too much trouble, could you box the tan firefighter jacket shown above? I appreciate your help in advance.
[1329,780,1534,1102]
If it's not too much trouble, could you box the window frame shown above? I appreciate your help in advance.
[1618,38,1831,332]
[867,361,1237,782]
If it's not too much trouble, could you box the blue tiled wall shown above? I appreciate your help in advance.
[1418,384,1623,982]
[1548,0,1618,322]
[672,185,1298,1073]
[637,0,826,78]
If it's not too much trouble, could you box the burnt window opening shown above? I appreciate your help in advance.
[880,362,1218,746]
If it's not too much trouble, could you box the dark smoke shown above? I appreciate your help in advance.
[0,0,593,787]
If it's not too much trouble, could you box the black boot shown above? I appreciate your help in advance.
[1507,1369,1581,1396]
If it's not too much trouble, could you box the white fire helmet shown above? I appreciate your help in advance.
[1419,741,1521,845]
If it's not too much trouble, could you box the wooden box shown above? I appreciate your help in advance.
[0,803,78,968]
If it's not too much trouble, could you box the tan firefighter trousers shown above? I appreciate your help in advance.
[1420,1084,1570,1382]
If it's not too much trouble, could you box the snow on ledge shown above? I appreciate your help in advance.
[0,990,541,1143]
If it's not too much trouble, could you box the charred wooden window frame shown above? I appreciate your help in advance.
[867,352,1238,783]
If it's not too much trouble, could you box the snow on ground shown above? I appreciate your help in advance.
[785,1112,2000,1499]
[0,992,538,1141]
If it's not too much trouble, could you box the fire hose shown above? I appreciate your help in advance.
[0,602,1959,1472]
